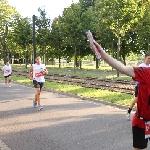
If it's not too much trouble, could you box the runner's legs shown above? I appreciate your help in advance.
[7,75,11,87]
[4,76,7,85]
[35,87,41,106]
[33,80,43,110]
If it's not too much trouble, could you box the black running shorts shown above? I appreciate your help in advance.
[33,80,44,90]
[4,74,11,78]
[132,126,149,149]
[134,86,138,97]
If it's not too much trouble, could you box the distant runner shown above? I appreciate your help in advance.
[29,56,48,110]
[2,61,12,87]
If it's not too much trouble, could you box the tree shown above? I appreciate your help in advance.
[11,17,32,68]
[94,0,146,76]
[35,7,51,65]
[60,2,96,70]
[50,17,65,68]
[0,0,19,63]
[133,1,150,53]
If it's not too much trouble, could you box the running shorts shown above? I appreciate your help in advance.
[4,74,11,78]
[33,80,44,90]
[132,126,150,149]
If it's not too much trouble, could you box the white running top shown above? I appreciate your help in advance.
[138,63,149,67]
[32,63,46,82]
[2,65,12,76]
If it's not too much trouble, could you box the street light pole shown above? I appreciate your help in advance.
[33,15,36,63]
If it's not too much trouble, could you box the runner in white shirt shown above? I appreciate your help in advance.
[1,61,12,87]
[29,56,48,110]
[126,55,150,120]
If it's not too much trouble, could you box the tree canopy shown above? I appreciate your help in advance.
[0,0,150,67]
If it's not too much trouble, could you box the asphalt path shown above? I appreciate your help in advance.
[0,80,149,150]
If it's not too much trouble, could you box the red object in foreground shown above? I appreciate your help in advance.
[86,30,101,59]
[145,122,150,139]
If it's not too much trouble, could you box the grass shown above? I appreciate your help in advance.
[0,73,133,106]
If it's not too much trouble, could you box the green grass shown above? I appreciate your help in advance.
[44,81,133,106]
[0,73,133,106]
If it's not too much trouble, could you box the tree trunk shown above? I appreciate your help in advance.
[25,52,27,69]
[2,40,7,64]
[1,24,8,64]
[3,46,7,64]
[79,59,82,69]
[112,42,114,71]
[74,45,77,73]
[96,58,99,69]
[117,28,121,77]
[148,38,150,52]
[122,49,126,66]
[44,46,46,65]
[58,55,61,68]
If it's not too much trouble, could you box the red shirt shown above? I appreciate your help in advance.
[132,67,150,128]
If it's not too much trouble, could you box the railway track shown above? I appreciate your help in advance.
[12,70,135,95]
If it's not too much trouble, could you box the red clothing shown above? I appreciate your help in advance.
[132,113,145,128]
[132,67,150,128]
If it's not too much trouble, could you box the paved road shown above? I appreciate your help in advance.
[0,80,149,150]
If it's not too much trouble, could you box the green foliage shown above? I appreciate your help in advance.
[0,0,19,62]
[35,7,51,63]
[1,0,150,67]
[11,17,32,49]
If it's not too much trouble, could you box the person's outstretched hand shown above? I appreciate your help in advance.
[93,40,104,54]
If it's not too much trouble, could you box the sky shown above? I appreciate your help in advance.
[7,0,79,20]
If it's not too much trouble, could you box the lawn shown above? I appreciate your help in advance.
[0,73,133,107]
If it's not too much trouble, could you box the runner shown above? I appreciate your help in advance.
[88,35,150,150]
[1,61,12,87]
[29,56,48,111]
[127,57,150,120]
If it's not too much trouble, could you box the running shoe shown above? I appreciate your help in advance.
[33,100,37,108]
[38,106,43,111]
[126,112,130,121]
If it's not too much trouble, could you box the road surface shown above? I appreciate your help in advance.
[0,80,148,150]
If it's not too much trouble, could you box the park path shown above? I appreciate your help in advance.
[0,79,148,150]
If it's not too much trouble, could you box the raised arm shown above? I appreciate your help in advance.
[93,40,135,78]
[29,66,33,80]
